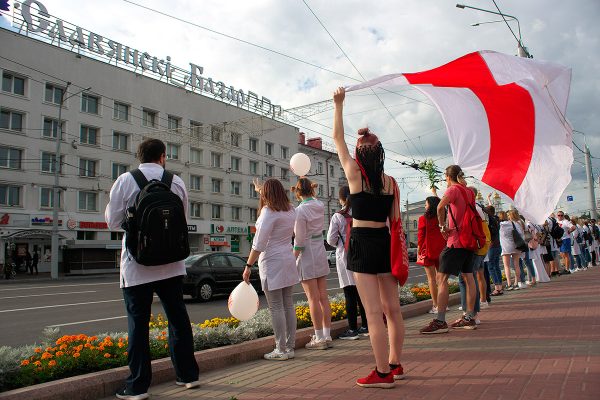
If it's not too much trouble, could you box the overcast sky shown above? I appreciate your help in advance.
[2,0,599,215]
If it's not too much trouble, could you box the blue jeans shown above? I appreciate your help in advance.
[574,254,583,269]
[122,276,199,394]
[519,250,535,281]
[486,246,502,285]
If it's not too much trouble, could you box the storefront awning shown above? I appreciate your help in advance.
[1,229,66,240]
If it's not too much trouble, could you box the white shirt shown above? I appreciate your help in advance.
[105,163,188,288]
[557,219,573,240]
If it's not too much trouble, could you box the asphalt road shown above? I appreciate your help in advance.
[0,263,427,348]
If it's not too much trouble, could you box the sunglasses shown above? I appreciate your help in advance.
[557,214,564,217]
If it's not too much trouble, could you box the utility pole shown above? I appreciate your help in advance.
[405,198,410,246]
[584,144,598,219]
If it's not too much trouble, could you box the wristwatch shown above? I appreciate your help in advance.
[245,263,253,268]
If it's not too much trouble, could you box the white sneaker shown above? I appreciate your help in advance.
[175,380,200,389]
[428,306,438,314]
[480,301,489,309]
[264,349,289,360]
[305,335,328,350]
[458,306,463,311]
[285,349,295,359]
[325,336,333,348]
[518,282,527,289]
[475,319,481,325]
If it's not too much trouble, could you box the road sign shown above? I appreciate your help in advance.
[566,195,573,202]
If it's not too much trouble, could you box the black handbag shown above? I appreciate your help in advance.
[511,222,529,252]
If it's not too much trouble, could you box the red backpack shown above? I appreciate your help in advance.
[336,208,353,251]
[448,185,486,252]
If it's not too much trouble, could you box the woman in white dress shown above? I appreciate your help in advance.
[571,217,584,271]
[293,178,332,350]
[526,221,550,283]
[499,210,525,290]
[243,179,299,361]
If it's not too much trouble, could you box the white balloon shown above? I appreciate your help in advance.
[290,152,311,176]
[228,281,259,321]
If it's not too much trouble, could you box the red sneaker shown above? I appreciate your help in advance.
[356,369,395,388]
[390,364,405,380]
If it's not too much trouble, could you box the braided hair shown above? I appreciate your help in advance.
[355,128,385,195]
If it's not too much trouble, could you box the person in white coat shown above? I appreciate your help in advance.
[525,221,550,283]
[243,179,299,361]
[292,177,332,350]
[327,186,368,340]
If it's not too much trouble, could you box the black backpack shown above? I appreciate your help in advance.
[549,217,565,240]
[122,169,190,266]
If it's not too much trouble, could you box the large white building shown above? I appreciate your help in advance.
[0,1,342,273]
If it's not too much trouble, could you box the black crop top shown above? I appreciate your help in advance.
[348,182,394,222]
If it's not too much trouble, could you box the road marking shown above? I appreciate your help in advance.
[0,282,117,292]
[46,315,127,328]
[0,299,124,313]
[0,290,97,300]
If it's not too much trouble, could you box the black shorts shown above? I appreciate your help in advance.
[439,246,474,276]
[347,227,391,274]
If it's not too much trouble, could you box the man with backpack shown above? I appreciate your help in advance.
[420,165,479,334]
[556,211,575,274]
[105,138,199,400]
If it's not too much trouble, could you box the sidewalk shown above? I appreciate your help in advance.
[99,267,600,400]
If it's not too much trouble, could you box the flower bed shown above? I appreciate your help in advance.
[0,282,458,392]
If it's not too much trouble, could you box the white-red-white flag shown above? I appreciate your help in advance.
[347,51,573,224]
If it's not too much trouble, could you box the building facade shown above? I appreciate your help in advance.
[0,25,305,273]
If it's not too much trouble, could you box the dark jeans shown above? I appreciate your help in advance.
[483,263,491,302]
[486,246,502,285]
[122,276,199,394]
[343,285,367,331]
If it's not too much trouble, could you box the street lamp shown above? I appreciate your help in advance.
[50,84,91,279]
[456,3,532,58]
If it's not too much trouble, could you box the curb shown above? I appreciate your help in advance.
[0,293,461,400]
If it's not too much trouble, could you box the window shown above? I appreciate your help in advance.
[318,184,324,197]
[190,148,202,164]
[249,160,259,175]
[2,73,25,96]
[281,168,289,181]
[113,101,129,121]
[413,220,418,230]
[0,184,21,206]
[211,204,222,219]
[190,202,203,218]
[190,175,202,191]
[317,162,323,174]
[111,232,124,240]
[0,109,24,132]
[231,206,241,220]
[40,187,61,208]
[166,143,180,160]
[41,152,62,173]
[79,191,98,211]
[77,231,96,240]
[142,108,157,127]
[112,163,128,179]
[211,152,222,168]
[113,132,129,151]
[79,158,97,177]
[249,137,258,152]
[329,164,335,177]
[250,183,258,199]
[80,125,98,145]
[281,146,289,160]
[231,181,241,195]
[265,163,274,177]
[43,117,64,139]
[0,146,22,169]
[81,93,99,114]
[265,142,273,156]
[231,156,241,172]
[330,187,335,198]
[231,132,240,147]
[211,178,222,193]
[190,121,202,138]
[168,115,181,131]
[211,125,222,142]
[340,167,345,177]
[249,208,258,222]
[44,83,64,104]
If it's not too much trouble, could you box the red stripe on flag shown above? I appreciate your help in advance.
[404,52,535,199]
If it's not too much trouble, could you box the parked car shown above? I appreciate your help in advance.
[326,250,336,266]
[407,247,418,262]
[182,252,261,302]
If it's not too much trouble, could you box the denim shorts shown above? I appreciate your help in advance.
[560,238,572,253]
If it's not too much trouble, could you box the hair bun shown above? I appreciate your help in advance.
[357,127,370,136]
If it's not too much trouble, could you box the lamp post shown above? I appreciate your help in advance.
[456,3,531,58]
[50,84,91,279]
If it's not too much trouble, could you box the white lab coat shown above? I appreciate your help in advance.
[327,211,355,288]
[294,199,329,280]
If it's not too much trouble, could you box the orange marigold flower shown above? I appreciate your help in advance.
[164,344,168,349]
[84,343,91,348]
[104,353,111,358]
[73,352,80,358]
[59,344,67,350]
[21,360,30,366]
[55,351,64,357]
[117,342,125,348]
[123,351,128,356]
[45,347,53,352]
[89,346,95,350]
[34,348,42,353]
[41,352,53,360]
[98,345,105,351]
[76,345,83,352]
[48,360,57,367]
[33,361,42,367]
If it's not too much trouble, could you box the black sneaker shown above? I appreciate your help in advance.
[338,329,360,340]
[357,326,369,336]
[115,387,149,400]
